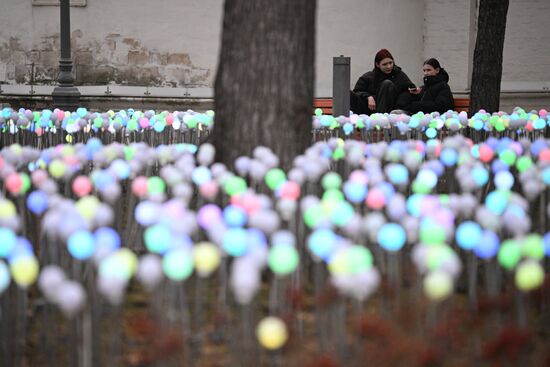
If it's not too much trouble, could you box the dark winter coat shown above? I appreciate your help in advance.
[406,69,454,114]
[353,65,415,99]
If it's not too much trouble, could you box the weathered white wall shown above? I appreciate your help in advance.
[423,0,474,92]
[316,0,425,96]
[1,0,549,100]
[0,0,224,86]
[502,0,550,89]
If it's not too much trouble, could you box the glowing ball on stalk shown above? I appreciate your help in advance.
[143,224,172,254]
[224,176,247,196]
[329,245,373,275]
[136,254,163,290]
[93,227,120,261]
[162,247,194,281]
[193,242,221,277]
[0,199,17,220]
[268,244,299,276]
[5,173,23,195]
[343,181,367,203]
[473,230,499,259]
[498,239,522,270]
[223,227,249,257]
[485,190,510,216]
[72,176,93,197]
[423,270,453,302]
[10,255,39,288]
[419,218,446,246]
[197,204,223,230]
[515,260,544,291]
[377,222,406,252]
[0,260,10,295]
[277,180,300,201]
[67,230,96,260]
[455,221,482,250]
[543,232,550,257]
[0,228,18,258]
[256,317,288,350]
[494,170,514,190]
[522,234,544,260]
[76,195,100,222]
[223,205,247,227]
[135,201,162,227]
[307,229,339,262]
[265,168,286,191]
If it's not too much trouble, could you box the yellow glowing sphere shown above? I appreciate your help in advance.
[256,316,288,350]
[10,256,39,288]
[193,242,221,277]
[76,196,100,221]
[423,270,453,302]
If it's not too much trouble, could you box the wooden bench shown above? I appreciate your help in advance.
[314,97,470,115]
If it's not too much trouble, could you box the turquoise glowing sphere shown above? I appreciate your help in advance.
[162,248,194,281]
[67,230,96,260]
[377,223,406,252]
[144,224,172,254]
[307,229,338,261]
[455,221,482,250]
[223,205,247,227]
[223,228,249,257]
[0,228,17,258]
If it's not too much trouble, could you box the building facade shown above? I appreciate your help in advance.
[0,0,549,111]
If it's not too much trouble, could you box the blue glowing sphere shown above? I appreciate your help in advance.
[94,227,121,253]
[473,230,499,259]
[27,191,49,215]
[343,181,367,203]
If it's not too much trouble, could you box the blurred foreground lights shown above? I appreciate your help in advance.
[256,316,288,350]
[193,242,221,277]
[515,260,544,292]
[423,270,453,302]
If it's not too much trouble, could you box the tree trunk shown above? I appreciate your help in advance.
[469,0,509,114]
[213,0,316,171]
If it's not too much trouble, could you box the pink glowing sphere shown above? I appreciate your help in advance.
[5,173,23,194]
[72,176,93,197]
[131,176,148,198]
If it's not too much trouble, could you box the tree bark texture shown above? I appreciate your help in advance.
[213,0,316,171]
[469,0,509,114]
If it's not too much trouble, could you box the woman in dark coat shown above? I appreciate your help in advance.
[350,49,415,114]
[406,58,454,114]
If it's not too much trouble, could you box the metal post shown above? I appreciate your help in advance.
[52,0,80,110]
[332,56,350,117]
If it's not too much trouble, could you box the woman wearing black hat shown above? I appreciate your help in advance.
[350,48,416,114]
